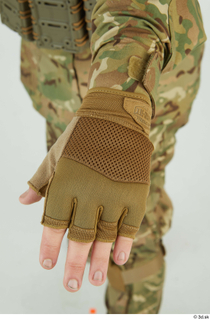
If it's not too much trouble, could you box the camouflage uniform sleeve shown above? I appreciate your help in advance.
[88,0,207,118]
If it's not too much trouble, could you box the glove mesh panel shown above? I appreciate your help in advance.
[62,117,153,184]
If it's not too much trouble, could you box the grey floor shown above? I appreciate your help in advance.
[0,1,210,314]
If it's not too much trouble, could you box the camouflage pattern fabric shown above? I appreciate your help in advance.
[20,0,206,314]
[89,0,207,119]
[20,42,91,151]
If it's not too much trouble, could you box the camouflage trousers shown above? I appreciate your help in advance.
[20,39,205,314]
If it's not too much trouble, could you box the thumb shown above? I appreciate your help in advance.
[19,187,42,205]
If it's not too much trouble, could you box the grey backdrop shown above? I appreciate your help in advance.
[0,0,209,314]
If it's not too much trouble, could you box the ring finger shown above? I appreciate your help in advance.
[88,240,113,286]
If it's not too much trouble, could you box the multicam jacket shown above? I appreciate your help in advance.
[88,0,207,118]
[1,0,206,118]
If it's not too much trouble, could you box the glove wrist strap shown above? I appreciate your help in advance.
[76,87,152,138]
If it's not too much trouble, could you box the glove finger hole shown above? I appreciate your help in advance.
[95,207,129,242]
[67,203,102,243]
[117,207,140,239]
[41,173,73,229]
[42,216,70,229]
[67,225,95,243]
[118,223,139,239]
[96,220,118,243]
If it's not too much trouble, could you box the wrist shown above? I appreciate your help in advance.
[76,87,152,138]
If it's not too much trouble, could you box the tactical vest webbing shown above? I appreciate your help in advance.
[0,0,96,53]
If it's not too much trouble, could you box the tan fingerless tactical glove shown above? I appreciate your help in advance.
[28,88,154,243]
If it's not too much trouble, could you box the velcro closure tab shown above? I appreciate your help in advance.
[128,56,146,82]
[123,98,152,136]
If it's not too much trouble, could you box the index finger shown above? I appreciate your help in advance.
[39,226,66,269]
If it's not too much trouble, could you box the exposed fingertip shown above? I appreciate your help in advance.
[117,251,126,262]
[41,259,56,270]
[19,187,42,205]
[19,189,29,199]
[67,279,78,290]
[43,259,53,269]
[64,279,80,292]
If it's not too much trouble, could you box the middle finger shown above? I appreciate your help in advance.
[63,239,92,292]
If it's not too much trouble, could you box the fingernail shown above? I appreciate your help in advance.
[93,270,103,281]
[43,259,52,268]
[68,279,78,290]
[118,251,125,261]
[20,190,29,199]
